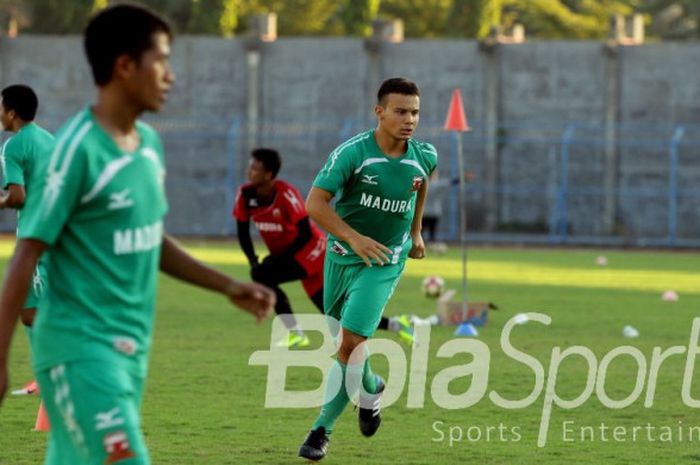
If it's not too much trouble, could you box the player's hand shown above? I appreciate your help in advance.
[347,234,392,267]
[408,232,426,259]
[0,363,8,406]
[225,281,276,323]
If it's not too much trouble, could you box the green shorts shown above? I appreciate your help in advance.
[323,258,405,337]
[36,361,149,465]
[24,261,46,310]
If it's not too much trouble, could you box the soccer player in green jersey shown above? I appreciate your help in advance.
[298,77,437,461]
[0,84,54,328]
[0,4,274,465]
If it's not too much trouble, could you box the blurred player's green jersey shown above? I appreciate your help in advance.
[20,108,168,375]
[0,122,54,236]
[312,129,437,265]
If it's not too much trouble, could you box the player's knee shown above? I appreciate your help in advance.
[337,330,366,363]
[250,266,267,283]
[338,342,362,364]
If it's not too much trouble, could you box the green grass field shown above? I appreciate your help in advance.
[2,240,699,464]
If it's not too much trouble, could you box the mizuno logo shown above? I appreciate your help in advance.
[361,174,379,185]
[108,189,134,210]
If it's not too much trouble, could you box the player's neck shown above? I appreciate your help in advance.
[93,86,141,135]
[256,180,275,198]
[374,128,407,158]
[10,119,30,133]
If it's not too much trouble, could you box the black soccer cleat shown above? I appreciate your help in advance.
[358,378,386,437]
[298,427,330,462]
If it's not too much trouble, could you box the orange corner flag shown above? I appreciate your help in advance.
[444,89,470,132]
[34,401,50,432]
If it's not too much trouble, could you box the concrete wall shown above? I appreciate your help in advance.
[0,35,698,241]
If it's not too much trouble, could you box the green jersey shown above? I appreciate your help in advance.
[313,129,438,265]
[0,122,55,236]
[20,108,168,375]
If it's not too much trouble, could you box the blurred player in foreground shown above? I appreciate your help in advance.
[0,4,274,465]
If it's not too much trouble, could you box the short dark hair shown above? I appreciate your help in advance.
[84,3,172,86]
[251,148,281,178]
[377,77,420,105]
[1,85,38,121]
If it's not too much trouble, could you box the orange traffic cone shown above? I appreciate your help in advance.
[11,380,39,396]
[25,380,39,395]
[443,89,470,132]
[33,400,50,432]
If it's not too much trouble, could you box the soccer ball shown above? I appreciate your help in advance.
[421,275,445,298]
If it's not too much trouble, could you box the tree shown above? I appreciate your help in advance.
[0,0,29,35]
[92,0,107,12]
[10,0,699,40]
[442,0,500,38]
[641,0,699,39]
[378,0,453,38]
[246,0,339,36]
[499,0,635,39]
[220,0,241,37]
[338,0,380,36]
[183,0,223,33]
[58,0,236,36]
[23,0,93,33]
[478,0,504,38]
[376,0,639,39]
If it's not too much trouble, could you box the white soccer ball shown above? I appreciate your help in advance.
[421,275,445,298]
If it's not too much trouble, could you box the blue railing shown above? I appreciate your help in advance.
[3,116,697,245]
[222,117,700,247]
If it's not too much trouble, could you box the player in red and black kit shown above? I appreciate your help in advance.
[233,148,414,347]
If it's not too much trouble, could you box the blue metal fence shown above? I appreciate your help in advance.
[229,118,700,247]
[2,115,697,245]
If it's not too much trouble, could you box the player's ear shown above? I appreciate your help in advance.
[113,54,138,81]
[374,105,384,119]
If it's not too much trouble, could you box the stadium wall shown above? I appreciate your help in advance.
[0,36,698,244]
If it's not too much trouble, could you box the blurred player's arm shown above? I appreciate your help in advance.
[0,184,26,209]
[306,186,391,267]
[0,238,47,405]
[236,220,259,267]
[278,217,312,260]
[408,178,428,259]
[159,233,274,321]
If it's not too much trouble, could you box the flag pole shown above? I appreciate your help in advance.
[456,132,468,321]
[443,89,471,323]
